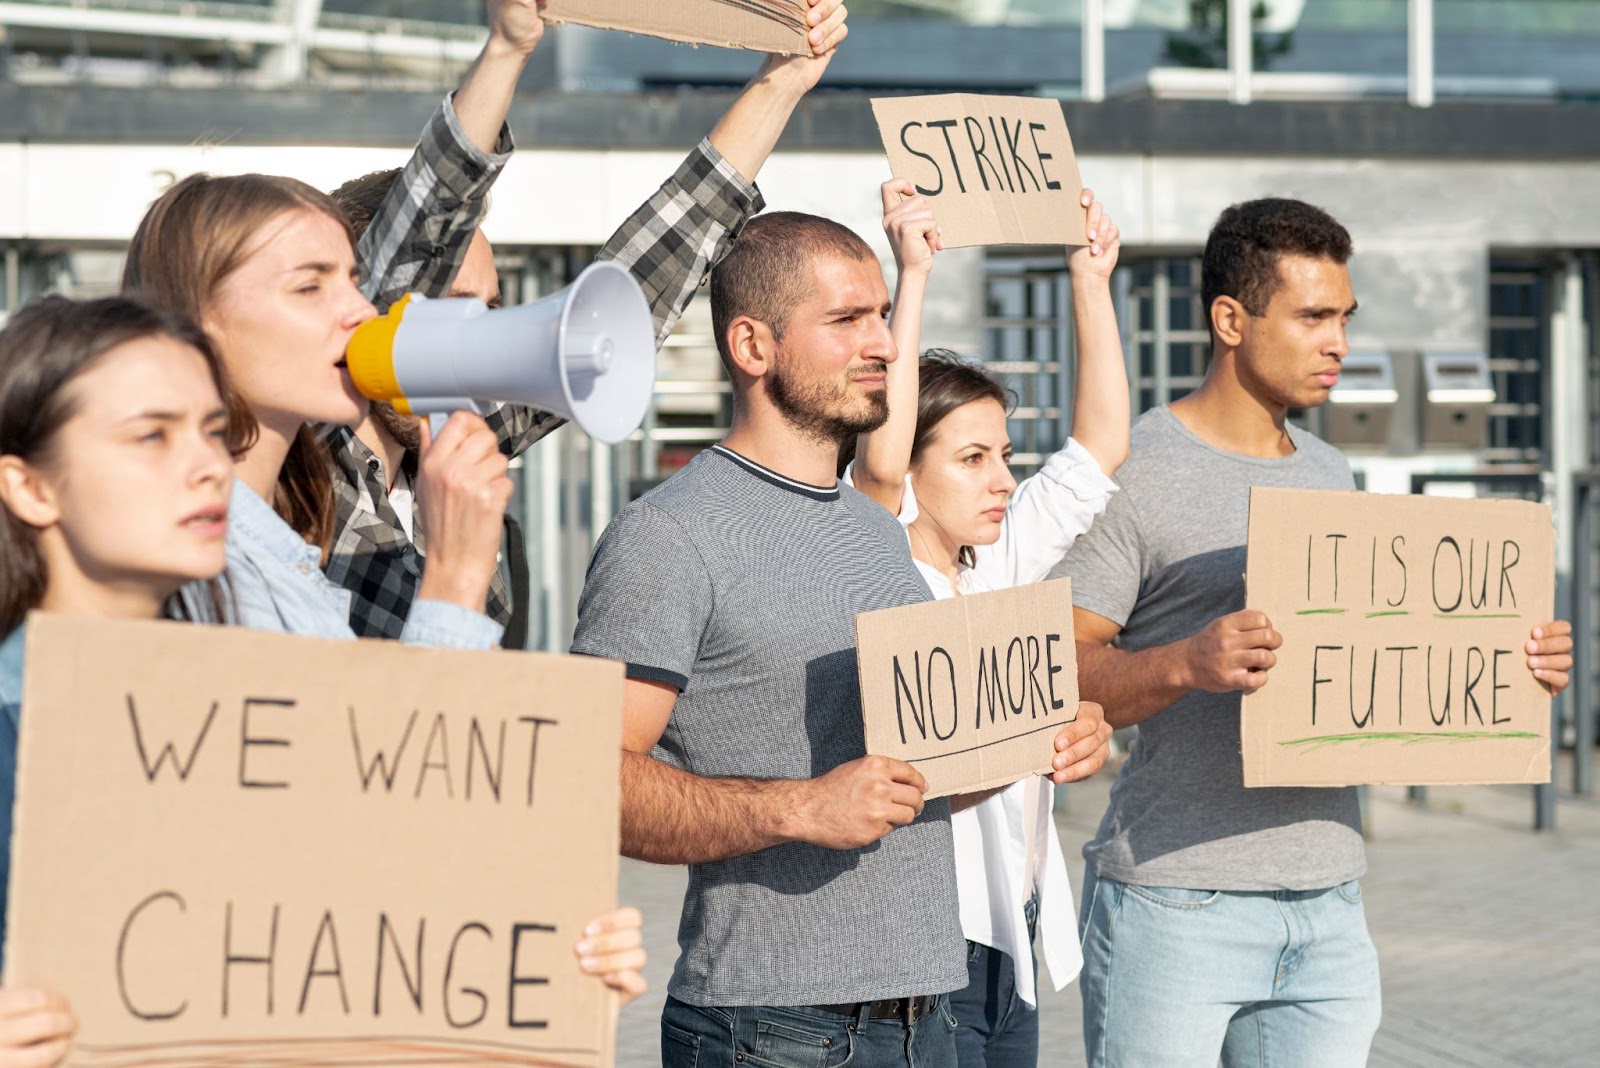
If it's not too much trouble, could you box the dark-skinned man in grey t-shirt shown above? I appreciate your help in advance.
[1056,198,1574,1068]
[572,210,1113,1068]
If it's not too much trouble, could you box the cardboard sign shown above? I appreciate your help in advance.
[4,615,624,1068]
[542,0,809,55]
[1241,488,1555,788]
[856,579,1078,799]
[871,93,1086,249]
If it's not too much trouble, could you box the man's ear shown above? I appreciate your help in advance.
[724,316,777,383]
[0,455,60,530]
[1210,295,1249,350]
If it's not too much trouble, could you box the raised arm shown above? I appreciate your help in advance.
[620,680,927,864]
[1067,189,1130,475]
[599,0,850,346]
[707,0,849,181]
[849,179,942,514]
[358,0,543,310]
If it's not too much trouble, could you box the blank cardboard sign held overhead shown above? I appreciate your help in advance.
[542,0,810,55]
[4,615,625,1068]
[871,93,1087,248]
[1241,488,1555,788]
[856,579,1078,799]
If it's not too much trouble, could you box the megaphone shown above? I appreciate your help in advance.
[344,260,656,444]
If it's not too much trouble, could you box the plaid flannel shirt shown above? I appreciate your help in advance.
[323,98,764,640]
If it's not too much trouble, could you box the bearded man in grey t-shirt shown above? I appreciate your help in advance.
[1056,198,1575,1068]
[572,208,1113,1068]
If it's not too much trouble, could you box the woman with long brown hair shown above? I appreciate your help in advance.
[121,172,511,643]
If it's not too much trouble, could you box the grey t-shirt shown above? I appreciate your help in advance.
[1054,406,1366,891]
[571,445,967,1007]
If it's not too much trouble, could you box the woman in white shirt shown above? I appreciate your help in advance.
[847,180,1130,1065]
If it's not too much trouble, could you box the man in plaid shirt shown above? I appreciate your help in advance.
[327,0,850,644]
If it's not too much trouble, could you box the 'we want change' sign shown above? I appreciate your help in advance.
[856,579,1078,798]
[1242,488,1554,788]
[4,615,624,1067]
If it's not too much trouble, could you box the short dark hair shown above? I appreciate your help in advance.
[328,168,403,239]
[710,211,876,370]
[1201,198,1352,320]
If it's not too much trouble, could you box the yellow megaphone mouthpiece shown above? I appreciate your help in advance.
[345,293,412,410]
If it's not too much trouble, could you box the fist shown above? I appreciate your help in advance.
[1185,610,1282,694]
[797,754,927,850]
[881,178,942,277]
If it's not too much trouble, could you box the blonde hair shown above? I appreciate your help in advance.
[122,173,357,555]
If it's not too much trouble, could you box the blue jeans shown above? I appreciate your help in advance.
[662,994,959,1068]
[1078,869,1381,1068]
[947,896,1039,1067]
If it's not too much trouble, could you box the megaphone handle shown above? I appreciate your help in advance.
[423,400,488,440]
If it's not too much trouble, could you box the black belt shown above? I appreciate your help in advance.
[813,994,939,1025]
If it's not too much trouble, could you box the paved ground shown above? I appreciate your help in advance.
[614,753,1600,1066]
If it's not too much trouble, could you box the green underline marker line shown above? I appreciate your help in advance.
[1280,730,1543,752]
[1296,608,1348,615]
[1433,613,1521,619]
[1365,610,1411,618]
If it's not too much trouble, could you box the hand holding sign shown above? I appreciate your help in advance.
[1049,701,1112,784]
[487,0,547,57]
[1184,610,1283,695]
[1068,190,1122,279]
[1525,620,1573,693]
[573,907,647,1004]
[0,987,75,1067]
[881,179,943,281]
[788,755,927,850]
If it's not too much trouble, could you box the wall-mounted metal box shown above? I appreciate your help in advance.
[1324,352,1397,448]
[1421,352,1495,449]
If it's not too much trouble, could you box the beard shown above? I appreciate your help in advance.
[767,354,890,447]
[370,401,424,452]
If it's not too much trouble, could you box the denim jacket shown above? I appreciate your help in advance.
[0,624,25,970]
[218,478,502,648]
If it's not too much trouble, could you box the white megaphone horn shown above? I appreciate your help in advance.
[344,260,656,445]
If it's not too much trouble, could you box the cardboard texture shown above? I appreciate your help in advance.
[542,0,809,55]
[1241,488,1555,788]
[4,615,624,1068]
[871,93,1087,249]
[855,579,1078,799]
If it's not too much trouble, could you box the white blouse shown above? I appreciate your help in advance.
[846,438,1117,1006]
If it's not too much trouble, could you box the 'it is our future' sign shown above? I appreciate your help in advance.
[1242,488,1555,788]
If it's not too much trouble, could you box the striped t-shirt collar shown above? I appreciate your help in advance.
[710,444,840,502]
